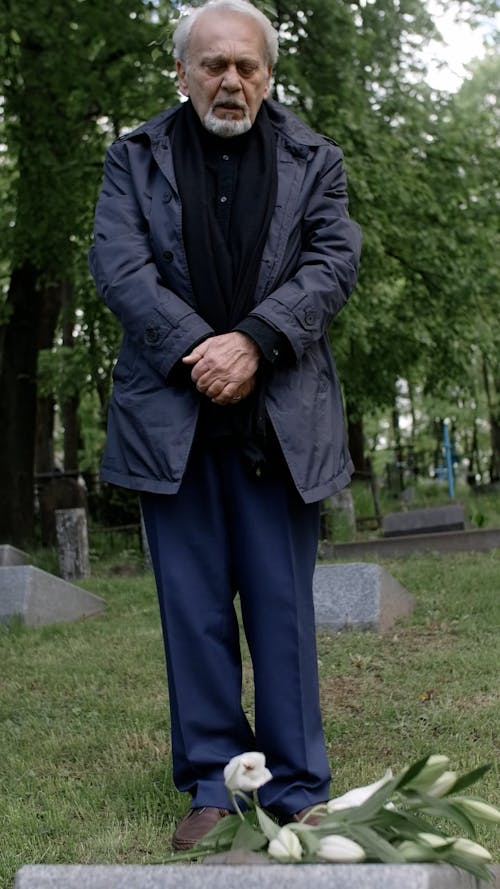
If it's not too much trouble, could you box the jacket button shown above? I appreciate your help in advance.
[145,326,160,344]
[163,250,174,263]
[162,190,172,203]
[304,309,316,327]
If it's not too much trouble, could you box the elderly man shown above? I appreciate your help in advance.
[89,0,361,851]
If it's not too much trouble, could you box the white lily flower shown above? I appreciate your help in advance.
[327,769,393,812]
[452,838,492,862]
[318,835,366,862]
[223,752,272,792]
[453,797,500,824]
[268,826,303,861]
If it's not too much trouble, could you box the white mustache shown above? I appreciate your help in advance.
[213,101,247,112]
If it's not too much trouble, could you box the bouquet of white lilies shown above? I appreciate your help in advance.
[170,752,499,883]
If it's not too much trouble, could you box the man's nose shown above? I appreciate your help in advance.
[221,64,242,91]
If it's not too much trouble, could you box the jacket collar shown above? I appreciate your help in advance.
[116,99,333,152]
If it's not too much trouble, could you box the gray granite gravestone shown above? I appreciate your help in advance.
[382,504,465,537]
[0,544,30,566]
[14,863,497,889]
[0,565,105,626]
[313,562,414,633]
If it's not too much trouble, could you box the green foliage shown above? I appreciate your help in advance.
[1,0,499,481]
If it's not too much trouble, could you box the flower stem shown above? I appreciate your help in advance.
[231,791,246,822]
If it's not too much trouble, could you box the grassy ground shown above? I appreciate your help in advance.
[1,547,499,888]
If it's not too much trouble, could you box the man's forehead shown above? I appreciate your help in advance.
[188,10,267,58]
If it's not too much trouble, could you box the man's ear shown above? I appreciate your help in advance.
[176,59,189,96]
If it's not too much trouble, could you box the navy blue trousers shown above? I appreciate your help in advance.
[140,443,330,815]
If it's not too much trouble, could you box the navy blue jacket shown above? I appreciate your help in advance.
[89,99,362,502]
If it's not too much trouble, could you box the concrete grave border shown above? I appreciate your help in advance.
[14,863,499,888]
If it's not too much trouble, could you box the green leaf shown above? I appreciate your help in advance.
[449,764,491,795]
[374,807,446,838]
[445,851,495,884]
[394,755,432,790]
[406,795,478,839]
[255,806,281,841]
[346,825,406,863]
[195,814,241,850]
[231,819,268,852]
[296,828,320,856]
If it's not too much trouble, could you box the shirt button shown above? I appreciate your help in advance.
[220,195,227,203]
[222,154,229,161]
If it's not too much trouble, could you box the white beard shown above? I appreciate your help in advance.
[203,110,252,138]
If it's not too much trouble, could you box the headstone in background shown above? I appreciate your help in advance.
[329,487,356,536]
[313,562,414,633]
[382,504,465,538]
[0,545,30,566]
[38,476,88,546]
[0,565,105,627]
[55,508,90,580]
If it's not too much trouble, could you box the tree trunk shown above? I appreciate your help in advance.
[482,354,500,482]
[345,397,367,473]
[61,282,81,472]
[35,396,55,475]
[35,281,65,476]
[0,263,40,545]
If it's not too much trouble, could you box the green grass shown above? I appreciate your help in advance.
[1,549,499,887]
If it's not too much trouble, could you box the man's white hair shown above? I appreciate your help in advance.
[173,0,279,66]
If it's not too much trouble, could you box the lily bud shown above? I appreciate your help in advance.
[327,770,393,812]
[453,797,500,824]
[407,754,450,791]
[317,835,366,862]
[417,833,451,848]
[398,840,434,862]
[452,838,492,862]
[425,770,457,797]
[268,827,303,861]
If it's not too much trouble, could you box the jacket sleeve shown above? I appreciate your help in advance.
[246,144,362,361]
[88,139,214,379]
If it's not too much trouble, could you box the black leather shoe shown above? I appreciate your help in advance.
[172,806,232,851]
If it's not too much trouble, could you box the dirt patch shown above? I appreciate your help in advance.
[320,676,365,713]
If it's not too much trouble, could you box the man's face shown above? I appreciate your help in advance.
[176,11,272,138]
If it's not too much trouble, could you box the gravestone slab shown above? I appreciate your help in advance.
[0,544,30,566]
[0,566,105,626]
[383,504,465,538]
[14,864,497,889]
[313,563,414,633]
